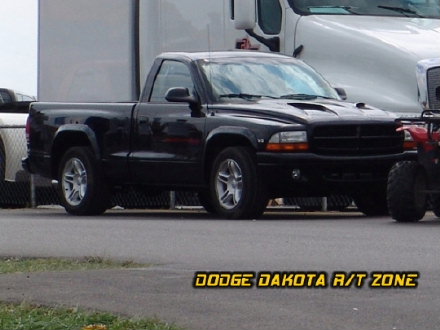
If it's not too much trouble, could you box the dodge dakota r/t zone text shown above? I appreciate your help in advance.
[24,52,416,219]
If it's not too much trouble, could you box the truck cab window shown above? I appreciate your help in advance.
[0,91,12,104]
[150,61,194,103]
[257,0,282,35]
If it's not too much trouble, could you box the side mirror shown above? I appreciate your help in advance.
[335,87,347,100]
[165,87,198,105]
[234,0,256,30]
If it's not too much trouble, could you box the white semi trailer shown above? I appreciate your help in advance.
[38,0,440,113]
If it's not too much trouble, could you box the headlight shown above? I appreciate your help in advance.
[403,129,417,150]
[266,131,309,152]
[416,58,440,110]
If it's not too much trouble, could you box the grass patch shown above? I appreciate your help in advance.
[0,302,179,330]
[0,257,145,274]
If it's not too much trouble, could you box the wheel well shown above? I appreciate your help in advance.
[204,134,255,181]
[51,132,91,178]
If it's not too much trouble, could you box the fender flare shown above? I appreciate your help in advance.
[203,127,259,180]
[205,126,259,151]
[52,124,101,160]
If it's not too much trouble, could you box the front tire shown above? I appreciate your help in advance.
[209,147,268,219]
[352,185,388,216]
[58,147,110,215]
[387,161,427,222]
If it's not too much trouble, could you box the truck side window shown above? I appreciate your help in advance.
[150,61,194,103]
[257,0,282,35]
[0,91,12,104]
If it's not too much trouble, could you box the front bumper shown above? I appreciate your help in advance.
[257,151,417,195]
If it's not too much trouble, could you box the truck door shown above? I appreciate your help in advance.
[231,0,287,54]
[130,60,205,187]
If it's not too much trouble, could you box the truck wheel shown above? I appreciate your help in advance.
[58,147,110,215]
[387,161,427,222]
[209,147,268,219]
[352,185,388,216]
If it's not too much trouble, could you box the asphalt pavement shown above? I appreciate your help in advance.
[1,208,440,329]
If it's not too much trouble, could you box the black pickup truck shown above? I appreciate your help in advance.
[24,51,416,218]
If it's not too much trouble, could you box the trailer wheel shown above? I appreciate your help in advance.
[352,185,388,216]
[209,146,268,219]
[58,147,110,215]
[387,161,427,222]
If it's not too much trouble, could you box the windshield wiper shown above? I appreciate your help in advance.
[377,5,423,17]
[280,94,334,100]
[219,93,277,100]
[307,5,360,15]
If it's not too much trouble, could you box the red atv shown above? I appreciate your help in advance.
[387,111,440,222]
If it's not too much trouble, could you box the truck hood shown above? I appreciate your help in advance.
[295,16,440,113]
[213,99,397,125]
[301,16,440,60]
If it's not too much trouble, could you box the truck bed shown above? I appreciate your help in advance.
[27,102,137,181]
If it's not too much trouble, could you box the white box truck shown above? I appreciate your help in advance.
[38,0,440,112]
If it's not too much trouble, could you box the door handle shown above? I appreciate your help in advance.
[139,116,149,125]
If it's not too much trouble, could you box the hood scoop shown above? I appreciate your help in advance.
[288,102,329,111]
[288,102,339,115]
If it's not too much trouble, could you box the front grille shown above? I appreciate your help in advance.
[427,67,440,110]
[311,124,403,156]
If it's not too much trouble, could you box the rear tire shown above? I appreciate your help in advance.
[387,161,427,222]
[209,147,268,219]
[58,147,110,215]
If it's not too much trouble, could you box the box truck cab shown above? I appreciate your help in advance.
[38,0,440,115]
[231,0,440,115]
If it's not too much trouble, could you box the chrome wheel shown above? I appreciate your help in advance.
[215,158,243,209]
[62,157,87,206]
[209,147,268,219]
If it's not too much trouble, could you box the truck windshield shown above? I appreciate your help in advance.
[199,58,339,103]
[289,0,440,18]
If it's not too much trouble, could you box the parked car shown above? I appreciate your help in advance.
[0,88,36,207]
